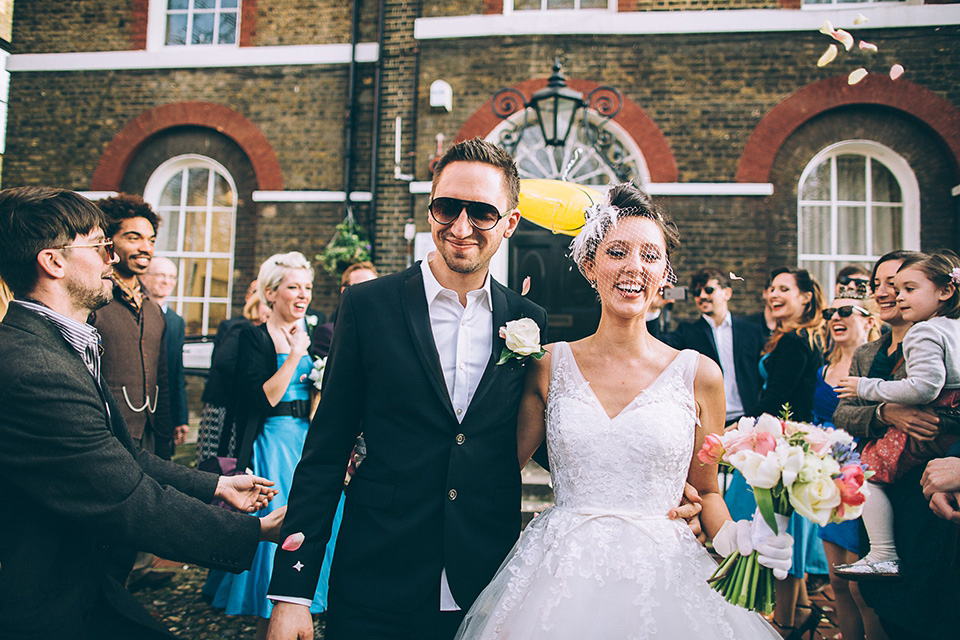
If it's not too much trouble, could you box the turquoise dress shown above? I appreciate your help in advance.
[723,355,829,578]
[213,354,345,618]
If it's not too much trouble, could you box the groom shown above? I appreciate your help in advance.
[267,138,548,639]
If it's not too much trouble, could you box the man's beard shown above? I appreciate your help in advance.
[67,278,111,312]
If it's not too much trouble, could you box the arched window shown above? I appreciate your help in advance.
[144,155,238,335]
[797,140,919,289]
[487,110,650,187]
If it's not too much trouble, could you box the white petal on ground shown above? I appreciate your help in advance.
[818,44,838,67]
[848,68,869,85]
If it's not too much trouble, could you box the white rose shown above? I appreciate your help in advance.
[499,318,541,356]
[776,444,806,487]
[728,450,781,489]
[754,413,784,437]
[788,476,842,525]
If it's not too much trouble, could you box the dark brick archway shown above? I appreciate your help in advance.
[736,75,960,183]
[91,102,283,191]
[454,77,679,183]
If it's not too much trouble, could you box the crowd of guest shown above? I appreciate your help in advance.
[1,177,958,640]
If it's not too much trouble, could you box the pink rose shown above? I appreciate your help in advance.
[836,466,867,506]
[722,430,777,456]
[698,433,725,465]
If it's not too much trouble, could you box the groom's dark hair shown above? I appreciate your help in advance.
[431,137,521,210]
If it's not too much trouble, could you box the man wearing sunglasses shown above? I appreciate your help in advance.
[662,268,765,425]
[267,139,547,640]
[0,186,285,639]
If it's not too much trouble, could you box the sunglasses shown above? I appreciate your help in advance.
[428,197,505,231]
[837,275,869,287]
[697,286,716,296]
[57,239,117,261]
[822,305,870,320]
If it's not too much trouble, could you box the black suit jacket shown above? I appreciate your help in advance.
[662,315,765,417]
[269,264,547,613]
[0,304,261,639]
[164,307,189,426]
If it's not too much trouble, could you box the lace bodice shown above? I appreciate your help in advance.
[545,342,700,516]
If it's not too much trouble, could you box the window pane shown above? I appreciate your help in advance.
[547,0,576,7]
[213,173,234,207]
[208,303,228,333]
[156,209,180,252]
[221,0,239,7]
[166,14,187,45]
[800,205,830,255]
[801,160,830,201]
[211,259,230,297]
[800,261,831,291]
[168,0,188,10]
[194,0,216,9]
[191,13,215,45]
[872,161,902,203]
[184,211,207,252]
[160,171,183,206]
[181,258,208,297]
[182,301,204,336]
[837,155,866,201]
[211,211,233,252]
[580,0,608,6]
[514,0,541,9]
[837,206,866,255]
[188,168,211,206]
[218,12,237,45]
[873,205,903,255]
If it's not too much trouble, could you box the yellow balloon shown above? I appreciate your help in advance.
[517,179,604,237]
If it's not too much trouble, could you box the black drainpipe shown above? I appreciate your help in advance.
[368,0,386,260]
[407,0,423,239]
[343,0,361,220]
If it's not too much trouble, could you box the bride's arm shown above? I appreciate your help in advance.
[687,353,730,541]
[517,347,551,467]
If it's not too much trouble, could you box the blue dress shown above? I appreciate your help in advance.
[813,365,859,554]
[213,354,345,618]
[723,355,829,578]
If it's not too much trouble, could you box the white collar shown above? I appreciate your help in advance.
[703,312,732,329]
[420,254,492,310]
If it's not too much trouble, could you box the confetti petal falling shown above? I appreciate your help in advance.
[833,29,855,52]
[859,41,878,53]
[854,13,869,25]
[521,276,531,297]
[820,20,834,36]
[848,68,869,85]
[890,64,905,80]
[282,532,305,551]
[818,44,838,68]
[729,272,745,282]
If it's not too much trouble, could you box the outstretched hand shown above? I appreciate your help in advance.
[215,474,278,513]
[669,483,704,542]
[835,376,862,399]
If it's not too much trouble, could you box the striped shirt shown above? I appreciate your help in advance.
[12,299,109,417]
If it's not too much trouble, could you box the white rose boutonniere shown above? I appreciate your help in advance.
[307,356,327,393]
[497,318,546,365]
[306,314,319,329]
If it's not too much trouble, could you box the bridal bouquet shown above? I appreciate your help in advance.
[698,412,871,613]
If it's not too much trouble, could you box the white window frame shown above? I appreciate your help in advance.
[144,154,238,335]
[503,0,616,12]
[147,0,241,51]
[801,0,906,9]
[797,139,920,286]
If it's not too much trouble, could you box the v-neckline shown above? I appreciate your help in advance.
[563,342,686,421]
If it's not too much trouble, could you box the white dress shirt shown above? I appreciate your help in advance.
[704,312,744,422]
[422,256,494,611]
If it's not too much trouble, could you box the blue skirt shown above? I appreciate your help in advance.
[212,414,345,617]
[724,470,829,577]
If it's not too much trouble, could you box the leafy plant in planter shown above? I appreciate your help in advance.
[317,210,372,275]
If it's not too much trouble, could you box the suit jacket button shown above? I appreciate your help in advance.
[448,489,458,501]
[456,433,465,445]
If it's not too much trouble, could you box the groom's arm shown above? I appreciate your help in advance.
[268,288,366,602]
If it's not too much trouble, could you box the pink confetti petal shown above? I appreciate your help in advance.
[817,44,838,68]
[848,68,869,85]
[819,20,834,36]
[890,64,905,80]
[520,276,531,297]
[832,29,855,52]
[282,532,305,551]
[854,13,869,25]
[859,41,878,53]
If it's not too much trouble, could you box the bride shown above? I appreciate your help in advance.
[456,184,790,640]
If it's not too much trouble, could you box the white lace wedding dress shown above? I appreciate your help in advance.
[455,343,780,639]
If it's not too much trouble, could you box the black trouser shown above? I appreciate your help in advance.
[325,593,466,640]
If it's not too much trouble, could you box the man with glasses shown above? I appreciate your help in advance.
[835,264,871,298]
[266,139,549,640]
[141,256,190,448]
[663,268,765,425]
[0,186,285,639]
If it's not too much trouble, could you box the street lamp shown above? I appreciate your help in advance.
[491,59,626,180]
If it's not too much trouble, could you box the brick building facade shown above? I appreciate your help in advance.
[3,0,959,338]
